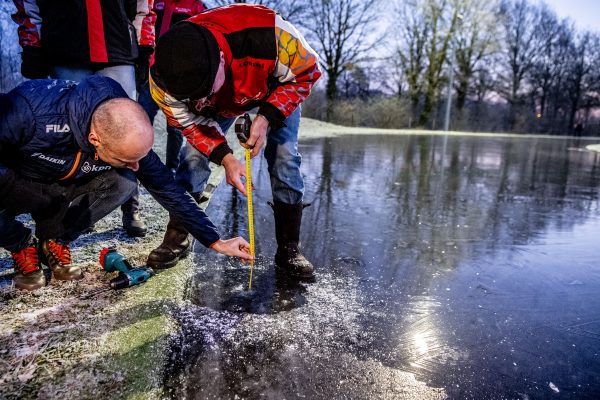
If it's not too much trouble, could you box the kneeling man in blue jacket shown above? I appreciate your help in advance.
[0,75,252,291]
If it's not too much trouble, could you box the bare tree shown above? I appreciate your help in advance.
[394,0,498,128]
[528,9,573,132]
[395,1,429,126]
[579,36,600,130]
[418,0,461,127]
[564,32,599,133]
[302,0,380,121]
[472,68,494,103]
[385,54,406,98]
[452,0,499,111]
[496,0,544,130]
[338,65,371,99]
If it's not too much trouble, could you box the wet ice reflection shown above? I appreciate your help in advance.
[167,134,600,399]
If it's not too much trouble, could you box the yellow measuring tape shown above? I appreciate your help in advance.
[246,148,255,290]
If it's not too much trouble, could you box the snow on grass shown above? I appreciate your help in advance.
[300,117,600,141]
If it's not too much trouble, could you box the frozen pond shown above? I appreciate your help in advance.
[166,134,600,399]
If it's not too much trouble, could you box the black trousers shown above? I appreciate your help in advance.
[0,169,137,252]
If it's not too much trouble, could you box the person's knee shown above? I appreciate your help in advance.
[175,144,211,193]
[266,141,301,174]
[98,65,136,99]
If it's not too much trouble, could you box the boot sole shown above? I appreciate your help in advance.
[53,272,84,281]
[14,281,46,291]
[291,273,316,283]
[274,264,316,283]
[147,248,191,270]
[125,226,148,237]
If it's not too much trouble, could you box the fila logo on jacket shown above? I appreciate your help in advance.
[45,124,71,133]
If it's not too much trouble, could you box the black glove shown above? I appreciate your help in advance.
[135,45,154,88]
[20,46,49,79]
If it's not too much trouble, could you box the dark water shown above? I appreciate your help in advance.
[166,134,600,399]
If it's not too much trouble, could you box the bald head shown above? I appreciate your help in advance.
[89,98,154,171]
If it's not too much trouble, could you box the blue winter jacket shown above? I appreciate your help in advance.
[0,76,220,247]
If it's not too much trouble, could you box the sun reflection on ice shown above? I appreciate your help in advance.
[413,332,431,355]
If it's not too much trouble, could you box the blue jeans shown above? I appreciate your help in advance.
[0,170,137,251]
[50,64,140,212]
[138,80,183,171]
[50,64,137,99]
[177,107,304,205]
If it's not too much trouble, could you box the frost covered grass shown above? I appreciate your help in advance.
[0,186,179,399]
[0,114,185,399]
[299,118,600,141]
[586,144,600,152]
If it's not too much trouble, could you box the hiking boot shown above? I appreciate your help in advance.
[275,244,316,282]
[271,201,316,282]
[40,240,83,281]
[11,242,45,291]
[147,218,191,269]
[147,193,202,269]
[122,210,147,237]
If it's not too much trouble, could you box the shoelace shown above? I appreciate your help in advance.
[12,246,40,275]
[47,240,72,266]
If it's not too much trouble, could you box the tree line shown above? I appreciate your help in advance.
[223,0,600,135]
[2,0,599,135]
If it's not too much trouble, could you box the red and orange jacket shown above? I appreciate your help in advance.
[12,0,156,66]
[149,4,321,165]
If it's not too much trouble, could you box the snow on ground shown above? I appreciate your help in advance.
[586,143,600,152]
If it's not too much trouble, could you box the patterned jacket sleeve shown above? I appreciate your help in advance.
[133,0,156,47]
[149,75,232,164]
[257,15,322,128]
[11,0,42,48]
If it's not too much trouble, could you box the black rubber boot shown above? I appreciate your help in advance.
[122,210,147,237]
[146,217,190,269]
[121,190,147,237]
[272,201,315,282]
[146,193,200,269]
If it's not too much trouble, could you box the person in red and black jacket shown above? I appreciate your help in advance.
[11,0,157,238]
[149,4,322,281]
[137,0,207,175]
[12,0,156,82]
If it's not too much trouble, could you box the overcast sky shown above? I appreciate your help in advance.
[542,0,600,31]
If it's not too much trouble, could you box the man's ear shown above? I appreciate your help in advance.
[88,129,101,148]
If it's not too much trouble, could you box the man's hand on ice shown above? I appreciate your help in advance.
[210,237,254,262]
[221,153,247,195]
[241,114,269,158]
